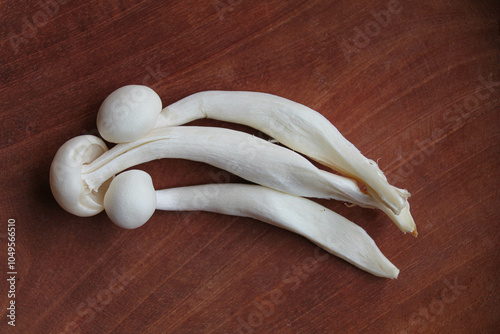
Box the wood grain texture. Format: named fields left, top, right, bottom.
left=1, top=0, right=499, bottom=333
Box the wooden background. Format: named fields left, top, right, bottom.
left=1, top=0, right=499, bottom=333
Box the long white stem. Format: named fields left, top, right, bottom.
left=83, top=126, right=371, bottom=205
left=156, top=183, right=399, bottom=279
left=156, top=91, right=409, bottom=216
left=82, top=126, right=415, bottom=233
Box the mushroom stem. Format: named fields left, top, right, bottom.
left=155, top=91, right=409, bottom=215
left=157, top=184, right=399, bottom=278
left=104, top=170, right=399, bottom=279
left=81, top=126, right=415, bottom=233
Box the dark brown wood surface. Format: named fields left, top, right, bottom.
left=1, top=1, right=499, bottom=333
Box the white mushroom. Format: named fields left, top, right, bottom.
left=104, top=170, right=400, bottom=279
left=97, top=88, right=415, bottom=234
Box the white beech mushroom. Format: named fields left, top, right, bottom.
left=103, top=170, right=399, bottom=279
left=66, top=126, right=414, bottom=233
left=97, top=88, right=415, bottom=234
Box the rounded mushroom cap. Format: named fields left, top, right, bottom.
left=97, top=85, right=162, bottom=143
left=104, top=170, right=157, bottom=229
left=50, top=135, right=109, bottom=217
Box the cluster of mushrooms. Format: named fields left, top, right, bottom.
left=50, top=86, right=416, bottom=279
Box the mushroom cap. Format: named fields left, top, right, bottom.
left=50, top=135, right=109, bottom=217
left=104, top=170, right=157, bottom=229
left=97, top=85, right=162, bottom=143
